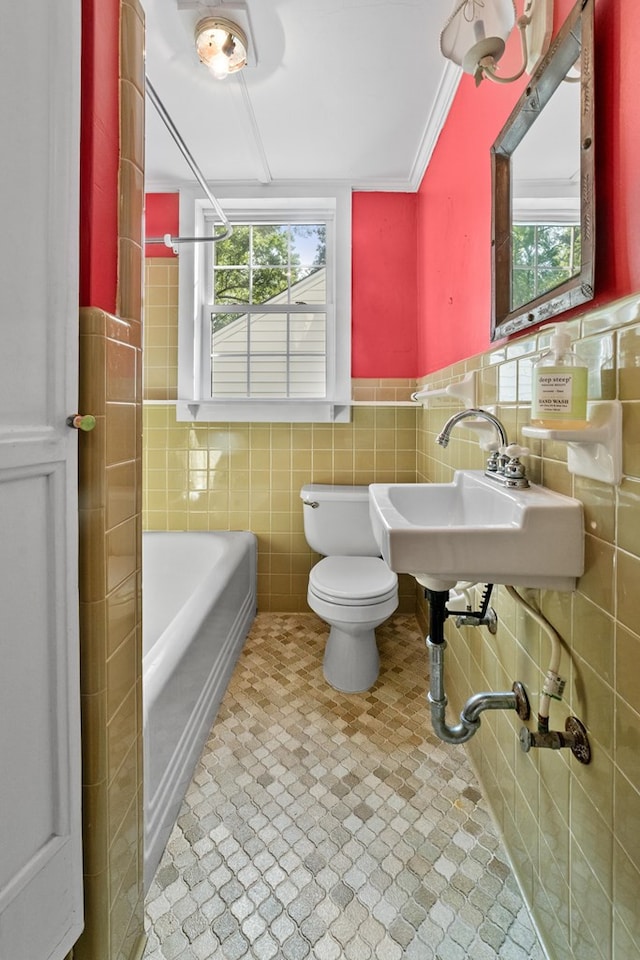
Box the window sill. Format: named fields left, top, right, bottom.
left=175, top=399, right=352, bottom=423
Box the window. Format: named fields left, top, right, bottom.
left=210, top=221, right=327, bottom=399
left=176, top=188, right=351, bottom=422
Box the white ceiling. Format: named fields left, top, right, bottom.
left=143, top=0, right=460, bottom=191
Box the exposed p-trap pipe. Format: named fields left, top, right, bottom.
left=427, top=639, right=530, bottom=744
left=424, top=589, right=530, bottom=746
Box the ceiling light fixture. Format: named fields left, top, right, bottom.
left=440, top=0, right=552, bottom=86
left=194, top=16, right=248, bottom=80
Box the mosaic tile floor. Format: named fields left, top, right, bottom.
left=143, top=613, right=545, bottom=960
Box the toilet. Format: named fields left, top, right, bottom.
left=301, top=483, right=399, bottom=693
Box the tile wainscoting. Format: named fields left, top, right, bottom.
left=144, top=248, right=640, bottom=958
left=415, top=292, right=640, bottom=960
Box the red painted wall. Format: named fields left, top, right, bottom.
left=597, top=0, right=640, bottom=292
left=145, top=191, right=419, bottom=377
left=351, top=193, right=417, bottom=377
left=416, top=71, right=522, bottom=373
left=416, top=0, right=640, bottom=375
left=143, top=1, right=640, bottom=380
left=145, top=193, right=179, bottom=258
left=79, top=0, right=120, bottom=312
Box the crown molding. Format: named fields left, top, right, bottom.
left=407, top=61, right=461, bottom=192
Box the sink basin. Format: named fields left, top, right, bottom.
left=369, top=470, right=584, bottom=592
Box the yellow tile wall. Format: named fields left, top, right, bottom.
left=143, top=259, right=179, bottom=399
left=143, top=403, right=418, bottom=612
left=415, top=293, right=640, bottom=960
left=75, top=3, right=146, bottom=958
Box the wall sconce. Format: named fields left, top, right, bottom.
left=440, top=0, right=553, bottom=86
left=195, top=16, right=248, bottom=79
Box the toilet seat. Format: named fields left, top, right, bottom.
left=309, top=556, right=398, bottom=606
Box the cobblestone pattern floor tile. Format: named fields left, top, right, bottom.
left=143, top=613, right=546, bottom=960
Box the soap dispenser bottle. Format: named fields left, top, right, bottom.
left=531, top=329, right=588, bottom=430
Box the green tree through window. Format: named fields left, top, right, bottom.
left=512, top=223, right=581, bottom=310
left=212, top=223, right=326, bottom=331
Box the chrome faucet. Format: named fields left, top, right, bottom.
left=436, top=407, right=508, bottom=449
left=435, top=408, right=530, bottom=488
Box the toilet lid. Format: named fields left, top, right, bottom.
left=309, top=556, right=398, bottom=603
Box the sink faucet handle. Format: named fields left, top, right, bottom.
left=505, top=444, right=530, bottom=459
left=503, top=444, right=530, bottom=484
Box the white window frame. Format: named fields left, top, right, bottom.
left=176, top=184, right=352, bottom=422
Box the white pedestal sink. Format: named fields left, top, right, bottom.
left=369, top=470, right=584, bottom=592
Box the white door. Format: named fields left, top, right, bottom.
left=0, top=2, right=83, bottom=959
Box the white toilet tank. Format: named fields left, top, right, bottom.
left=300, top=484, right=381, bottom=556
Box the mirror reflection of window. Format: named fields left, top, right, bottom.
left=510, top=63, right=581, bottom=311
left=511, top=223, right=582, bottom=308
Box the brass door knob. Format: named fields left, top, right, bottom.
left=66, top=414, right=96, bottom=432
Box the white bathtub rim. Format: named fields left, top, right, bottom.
left=142, top=529, right=254, bottom=655
left=142, top=530, right=254, bottom=712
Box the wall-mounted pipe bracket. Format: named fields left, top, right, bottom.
left=512, top=682, right=532, bottom=721
left=454, top=608, right=498, bottom=633
left=450, top=582, right=499, bottom=633
left=519, top=716, right=591, bottom=764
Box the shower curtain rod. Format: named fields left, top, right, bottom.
left=144, top=75, right=232, bottom=248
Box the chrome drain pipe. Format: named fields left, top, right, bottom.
left=427, top=638, right=480, bottom=744
left=427, top=639, right=529, bottom=744
left=425, top=590, right=530, bottom=746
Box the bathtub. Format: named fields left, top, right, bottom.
left=142, top=530, right=257, bottom=890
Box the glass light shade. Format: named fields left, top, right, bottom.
left=440, top=0, right=516, bottom=74
left=195, top=17, right=248, bottom=78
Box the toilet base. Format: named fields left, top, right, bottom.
left=323, top=623, right=380, bottom=693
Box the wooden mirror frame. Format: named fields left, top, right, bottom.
left=490, top=0, right=594, bottom=341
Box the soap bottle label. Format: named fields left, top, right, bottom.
left=532, top=365, right=587, bottom=422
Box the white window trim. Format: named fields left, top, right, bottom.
left=176, top=183, right=352, bottom=422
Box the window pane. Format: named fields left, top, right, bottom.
left=536, top=267, right=571, bottom=297
left=512, top=269, right=536, bottom=306
left=251, top=267, right=289, bottom=303
left=214, top=226, right=250, bottom=266
left=248, top=357, right=288, bottom=396
left=538, top=225, right=573, bottom=264
left=512, top=223, right=581, bottom=310
left=291, top=224, right=326, bottom=267
left=211, top=312, right=247, bottom=347
left=250, top=313, right=287, bottom=354
left=252, top=225, right=289, bottom=266
left=512, top=225, right=536, bottom=266
left=211, top=357, right=248, bottom=396
left=249, top=313, right=288, bottom=353
left=289, top=356, right=326, bottom=398
left=214, top=268, right=250, bottom=304
left=209, top=308, right=327, bottom=399
left=290, top=315, right=326, bottom=353
left=290, top=269, right=326, bottom=304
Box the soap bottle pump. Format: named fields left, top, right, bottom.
left=531, top=328, right=588, bottom=430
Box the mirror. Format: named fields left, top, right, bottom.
left=491, top=0, right=594, bottom=340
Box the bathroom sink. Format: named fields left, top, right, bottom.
left=369, top=471, right=584, bottom=592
